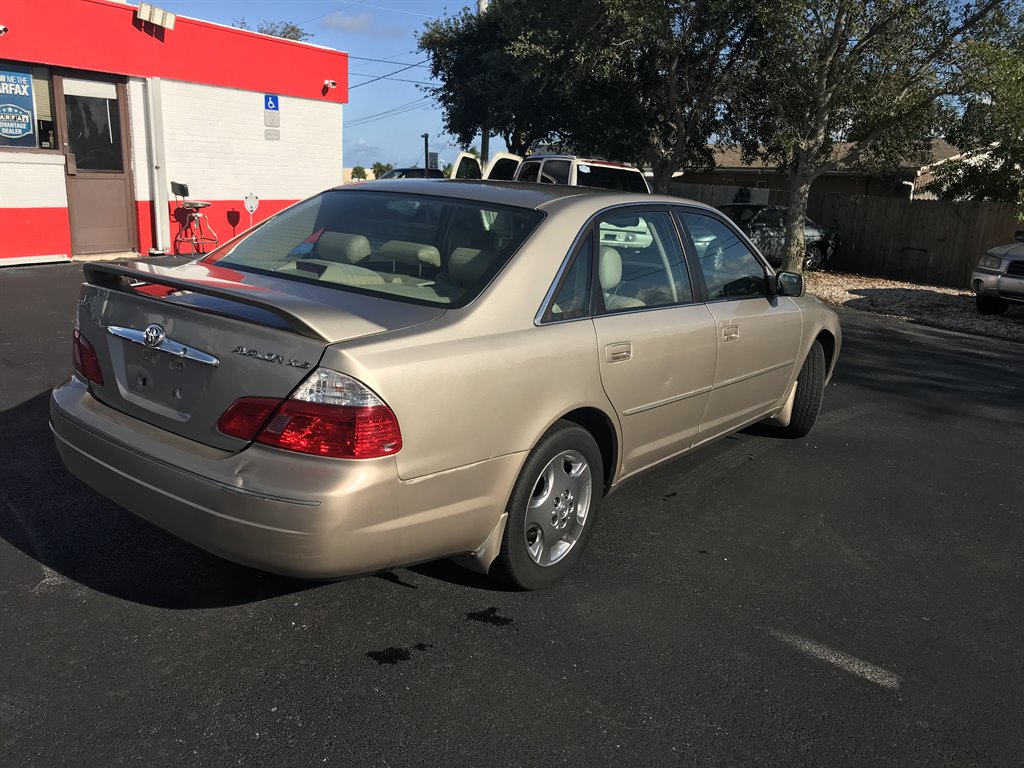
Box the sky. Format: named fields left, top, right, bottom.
left=157, top=0, right=502, bottom=169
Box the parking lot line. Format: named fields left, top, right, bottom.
left=769, top=628, right=902, bottom=690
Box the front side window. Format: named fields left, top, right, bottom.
left=517, top=161, right=541, bottom=183
left=207, top=190, right=543, bottom=308
left=596, top=210, right=692, bottom=312
left=679, top=211, right=767, bottom=300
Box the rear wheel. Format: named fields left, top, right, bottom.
left=770, top=340, right=825, bottom=439
left=976, top=295, right=1009, bottom=315
left=491, top=421, right=603, bottom=590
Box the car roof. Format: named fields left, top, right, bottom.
left=522, top=154, right=639, bottom=169
left=332, top=178, right=713, bottom=212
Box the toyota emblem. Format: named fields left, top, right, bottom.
left=143, top=324, right=166, bottom=348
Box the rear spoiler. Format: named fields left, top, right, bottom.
left=84, top=261, right=344, bottom=342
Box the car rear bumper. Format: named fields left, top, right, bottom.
left=972, top=269, right=1024, bottom=303
left=50, top=376, right=522, bottom=578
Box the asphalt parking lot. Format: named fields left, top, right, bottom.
left=1, top=262, right=1021, bottom=767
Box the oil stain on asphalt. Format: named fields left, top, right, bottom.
left=465, top=606, right=513, bottom=626
left=366, top=643, right=433, bottom=665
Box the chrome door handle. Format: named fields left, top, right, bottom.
left=722, top=325, right=739, bottom=342
left=605, top=342, right=632, bottom=362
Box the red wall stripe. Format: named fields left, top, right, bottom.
left=1, top=0, right=347, bottom=103
left=0, top=208, right=72, bottom=260
left=159, top=198, right=298, bottom=255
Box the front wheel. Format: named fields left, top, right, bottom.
left=976, top=295, right=1009, bottom=315
left=491, top=421, right=603, bottom=590
left=768, top=340, right=825, bottom=439
left=804, top=245, right=825, bottom=271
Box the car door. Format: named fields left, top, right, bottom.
left=483, top=152, right=523, bottom=180
left=676, top=208, right=803, bottom=443
left=587, top=208, right=718, bottom=478
left=451, top=152, right=483, bottom=179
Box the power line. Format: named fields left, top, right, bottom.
left=348, top=55, right=431, bottom=68
left=349, top=73, right=435, bottom=86
left=346, top=96, right=432, bottom=127
left=349, top=60, right=428, bottom=89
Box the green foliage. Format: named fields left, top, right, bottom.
left=931, top=34, right=1024, bottom=207
left=370, top=162, right=395, bottom=179
left=735, top=0, right=1017, bottom=271
left=351, top=166, right=367, bottom=181
left=418, top=0, right=764, bottom=188
left=233, top=18, right=313, bottom=41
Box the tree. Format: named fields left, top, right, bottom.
left=351, top=165, right=367, bottom=181
left=233, top=18, right=313, bottom=41
left=736, top=0, right=1014, bottom=272
left=371, top=162, right=395, bottom=179
left=418, top=0, right=764, bottom=188
left=931, top=30, right=1024, bottom=207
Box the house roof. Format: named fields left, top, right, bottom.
left=710, top=139, right=960, bottom=173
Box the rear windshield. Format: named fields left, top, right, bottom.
left=205, top=190, right=543, bottom=308
left=575, top=164, right=650, bottom=193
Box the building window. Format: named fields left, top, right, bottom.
left=0, top=64, right=55, bottom=150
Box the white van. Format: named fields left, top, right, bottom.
left=450, top=152, right=651, bottom=194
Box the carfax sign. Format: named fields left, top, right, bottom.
left=0, top=65, right=37, bottom=148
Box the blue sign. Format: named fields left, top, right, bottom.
left=264, top=94, right=279, bottom=111
left=0, top=65, right=36, bottom=148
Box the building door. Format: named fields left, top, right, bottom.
left=54, top=75, right=136, bottom=255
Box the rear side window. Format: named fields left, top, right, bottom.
left=541, top=159, right=570, bottom=185
left=576, top=164, right=649, bottom=193
left=206, top=190, right=543, bottom=308
left=544, top=233, right=593, bottom=322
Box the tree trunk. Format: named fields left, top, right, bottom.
left=781, top=162, right=814, bottom=273
left=651, top=156, right=675, bottom=194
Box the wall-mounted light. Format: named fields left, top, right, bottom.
left=324, top=79, right=338, bottom=90
left=0, top=24, right=9, bottom=36
left=137, top=3, right=177, bottom=30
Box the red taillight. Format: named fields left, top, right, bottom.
left=72, top=328, right=104, bottom=385
left=216, top=369, right=402, bottom=459
left=216, top=397, right=282, bottom=440
left=257, top=401, right=402, bottom=459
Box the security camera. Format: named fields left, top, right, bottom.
left=0, top=25, right=8, bottom=36
left=324, top=79, right=338, bottom=89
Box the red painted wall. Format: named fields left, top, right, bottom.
left=0, top=208, right=73, bottom=259
left=157, top=198, right=298, bottom=255
left=0, top=0, right=347, bottom=104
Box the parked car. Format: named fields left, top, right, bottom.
left=51, top=180, right=840, bottom=589
left=451, top=152, right=652, bottom=193
left=971, top=231, right=1024, bottom=314
left=377, top=167, right=446, bottom=179
left=717, top=203, right=838, bottom=271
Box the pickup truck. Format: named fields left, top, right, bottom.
left=450, top=151, right=651, bottom=193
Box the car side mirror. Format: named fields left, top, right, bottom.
left=776, top=271, right=804, bottom=297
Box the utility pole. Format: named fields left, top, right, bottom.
left=478, top=0, right=490, bottom=163
left=421, top=132, right=429, bottom=171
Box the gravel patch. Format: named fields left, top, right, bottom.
left=806, top=271, right=1024, bottom=343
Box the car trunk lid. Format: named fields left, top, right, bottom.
left=76, top=260, right=444, bottom=450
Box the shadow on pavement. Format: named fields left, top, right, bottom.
left=0, top=391, right=313, bottom=609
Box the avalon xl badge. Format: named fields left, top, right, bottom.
left=232, top=345, right=311, bottom=369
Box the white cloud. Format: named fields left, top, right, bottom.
left=345, top=138, right=385, bottom=166
left=323, top=12, right=373, bottom=33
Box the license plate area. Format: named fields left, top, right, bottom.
left=115, top=342, right=213, bottom=420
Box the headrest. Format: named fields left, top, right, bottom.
left=380, top=240, right=441, bottom=268
left=599, top=246, right=622, bottom=291
left=316, top=232, right=371, bottom=264
left=448, top=248, right=496, bottom=285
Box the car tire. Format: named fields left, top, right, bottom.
left=770, top=340, right=825, bottom=439
left=976, top=295, right=1009, bottom=315
left=804, top=245, right=825, bottom=271
left=491, top=421, right=603, bottom=590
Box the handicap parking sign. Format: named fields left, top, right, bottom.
left=264, top=94, right=279, bottom=111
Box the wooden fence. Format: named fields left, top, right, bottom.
left=667, top=181, right=1019, bottom=289
left=805, top=196, right=1020, bottom=289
